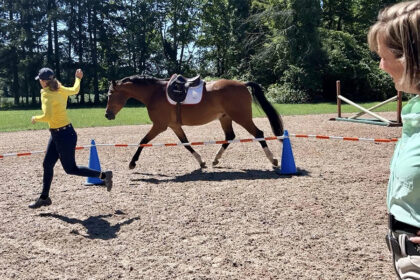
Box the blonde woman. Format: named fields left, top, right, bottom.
left=30, top=68, right=113, bottom=209
left=368, top=1, right=420, bottom=279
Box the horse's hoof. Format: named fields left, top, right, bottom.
left=272, top=159, right=279, bottom=167
left=129, top=162, right=136, bottom=169
left=200, top=162, right=207, bottom=169
left=212, top=160, right=219, bottom=166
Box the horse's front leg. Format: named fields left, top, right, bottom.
left=130, top=125, right=166, bottom=169
left=170, top=125, right=206, bottom=168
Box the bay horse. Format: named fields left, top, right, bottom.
left=105, top=75, right=284, bottom=170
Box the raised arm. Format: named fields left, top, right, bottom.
left=60, top=69, right=83, bottom=96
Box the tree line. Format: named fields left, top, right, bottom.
left=0, top=0, right=401, bottom=108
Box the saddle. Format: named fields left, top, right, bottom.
left=167, top=74, right=202, bottom=124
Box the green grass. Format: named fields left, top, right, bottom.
left=0, top=101, right=405, bottom=132
left=255, top=101, right=405, bottom=117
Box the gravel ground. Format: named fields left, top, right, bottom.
left=0, top=113, right=402, bottom=279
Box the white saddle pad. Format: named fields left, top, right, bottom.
left=166, top=81, right=204, bottom=105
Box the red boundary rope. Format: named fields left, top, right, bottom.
left=0, top=133, right=398, bottom=159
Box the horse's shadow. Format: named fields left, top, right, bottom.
left=132, top=168, right=309, bottom=184
left=39, top=210, right=140, bottom=240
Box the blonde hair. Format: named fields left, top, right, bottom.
left=368, top=1, right=420, bottom=91
left=45, top=78, right=61, bottom=91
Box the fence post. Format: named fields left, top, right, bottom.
left=336, top=80, right=341, bottom=118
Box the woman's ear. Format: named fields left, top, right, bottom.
left=39, top=80, right=46, bottom=88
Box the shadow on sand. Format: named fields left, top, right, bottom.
left=131, top=168, right=309, bottom=184
left=40, top=210, right=140, bottom=240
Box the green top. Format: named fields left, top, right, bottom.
left=388, top=95, right=420, bottom=227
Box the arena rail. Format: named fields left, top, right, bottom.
left=0, top=133, right=399, bottom=159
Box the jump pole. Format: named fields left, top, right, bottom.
left=330, top=80, right=402, bottom=127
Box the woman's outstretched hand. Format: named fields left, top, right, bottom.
left=75, top=69, right=83, bottom=79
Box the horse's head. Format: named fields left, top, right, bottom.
left=106, top=75, right=162, bottom=120
left=105, top=80, right=128, bottom=120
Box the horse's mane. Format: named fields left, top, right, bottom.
left=118, top=75, right=167, bottom=86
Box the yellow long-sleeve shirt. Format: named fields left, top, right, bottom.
left=34, top=78, right=81, bottom=129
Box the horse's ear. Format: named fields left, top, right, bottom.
left=111, top=80, right=116, bottom=87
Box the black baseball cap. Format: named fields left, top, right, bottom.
left=35, top=68, right=55, bottom=80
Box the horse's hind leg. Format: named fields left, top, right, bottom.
left=170, top=125, right=206, bottom=168
left=235, top=119, right=278, bottom=167
left=129, top=125, right=166, bottom=169
left=213, top=115, right=235, bottom=166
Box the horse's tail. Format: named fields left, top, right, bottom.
left=245, top=81, right=284, bottom=137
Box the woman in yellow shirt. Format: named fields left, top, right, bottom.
left=29, top=68, right=113, bottom=209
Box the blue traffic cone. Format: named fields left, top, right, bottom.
left=276, top=130, right=298, bottom=175
left=85, top=139, right=104, bottom=185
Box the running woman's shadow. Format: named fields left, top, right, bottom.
left=40, top=210, right=139, bottom=240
